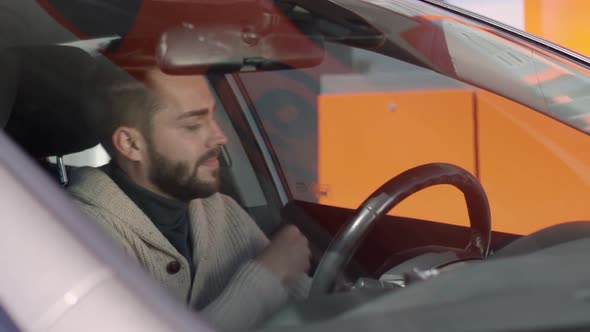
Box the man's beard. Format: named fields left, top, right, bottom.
left=147, top=145, right=221, bottom=202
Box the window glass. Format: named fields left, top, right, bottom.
left=240, top=40, right=590, bottom=234
left=434, top=18, right=590, bottom=135
left=240, top=43, right=477, bottom=227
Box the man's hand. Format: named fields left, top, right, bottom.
left=256, top=225, right=311, bottom=284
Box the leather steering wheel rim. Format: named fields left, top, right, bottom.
left=310, top=163, right=491, bottom=296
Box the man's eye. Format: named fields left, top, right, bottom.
left=185, top=124, right=201, bottom=131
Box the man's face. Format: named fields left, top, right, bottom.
left=142, top=71, right=228, bottom=202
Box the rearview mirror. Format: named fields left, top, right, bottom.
left=156, top=21, right=325, bottom=74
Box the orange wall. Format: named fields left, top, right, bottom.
left=317, top=89, right=476, bottom=228
left=317, top=88, right=590, bottom=235
left=525, top=0, right=590, bottom=56
left=477, top=89, right=590, bottom=234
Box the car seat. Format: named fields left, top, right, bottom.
left=1, top=45, right=101, bottom=185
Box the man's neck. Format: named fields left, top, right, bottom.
left=110, top=160, right=182, bottom=204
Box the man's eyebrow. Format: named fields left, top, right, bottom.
left=176, top=108, right=209, bottom=121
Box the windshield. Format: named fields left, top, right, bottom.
left=1, top=0, right=590, bottom=331
left=235, top=0, right=590, bottom=236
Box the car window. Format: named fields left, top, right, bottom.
left=239, top=43, right=474, bottom=226
left=239, top=40, right=590, bottom=236
left=435, top=17, right=590, bottom=135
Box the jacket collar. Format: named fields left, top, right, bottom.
left=68, top=166, right=184, bottom=259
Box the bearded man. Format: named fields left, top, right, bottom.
left=68, top=67, right=311, bottom=331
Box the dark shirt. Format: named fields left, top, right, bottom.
left=105, top=163, right=195, bottom=278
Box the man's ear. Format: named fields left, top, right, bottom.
left=112, top=127, right=145, bottom=162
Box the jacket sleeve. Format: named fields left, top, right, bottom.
left=199, top=195, right=311, bottom=330
left=200, top=260, right=289, bottom=330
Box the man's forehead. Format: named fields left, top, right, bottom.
left=145, top=68, right=215, bottom=113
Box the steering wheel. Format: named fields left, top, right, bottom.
left=310, top=163, right=491, bottom=295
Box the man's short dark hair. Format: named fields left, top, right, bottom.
left=86, top=64, right=161, bottom=156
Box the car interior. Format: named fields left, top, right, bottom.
left=3, top=18, right=590, bottom=330
left=0, top=43, right=337, bottom=274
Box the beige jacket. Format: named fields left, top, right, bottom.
left=67, top=167, right=309, bottom=330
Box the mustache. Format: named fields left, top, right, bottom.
left=196, top=146, right=222, bottom=166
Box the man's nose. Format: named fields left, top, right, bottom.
left=208, top=121, right=228, bottom=147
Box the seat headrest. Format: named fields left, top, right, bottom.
left=3, top=45, right=102, bottom=157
